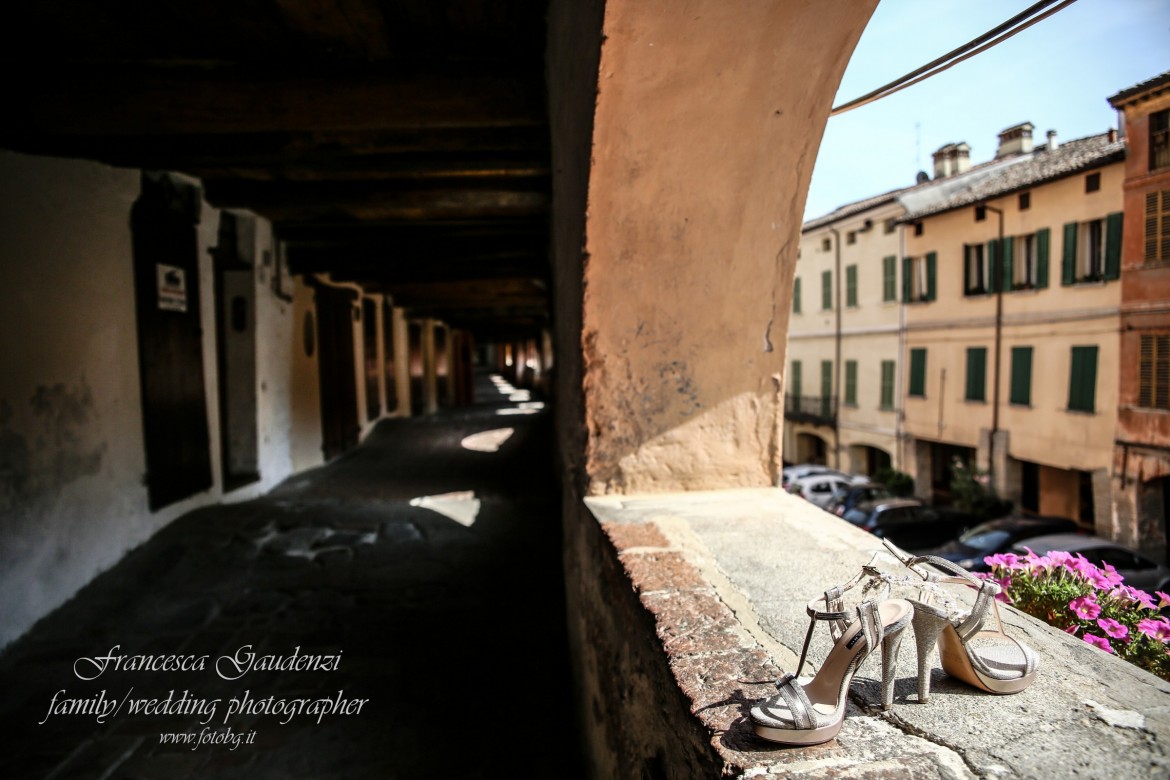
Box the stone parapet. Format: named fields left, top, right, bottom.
left=577, top=488, right=1170, bottom=778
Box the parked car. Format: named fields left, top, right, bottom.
left=1010, top=534, right=1170, bottom=593
left=918, top=515, right=1079, bottom=572
left=781, top=463, right=846, bottom=488
left=789, top=473, right=861, bottom=508
left=843, top=498, right=977, bottom=551
left=825, top=482, right=895, bottom=517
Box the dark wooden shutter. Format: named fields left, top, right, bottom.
left=1010, top=346, right=1032, bottom=405
left=845, top=360, right=857, bottom=405
left=1036, top=228, right=1050, bottom=288
left=909, top=348, right=927, bottom=396
left=1068, top=346, right=1098, bottom=412
left=1105, top=211, right=1123, bottom=280
left=1062, top=222, right=1078, bottom=285
left=926, top=252, right=937, bottom=301
left=903, top=257, right=913, bottom=301
left=793, top=277, right=801, bottom=314
left=1001, top=236, right=1014, bottom=292
left=986, top=240, right=998, bottom=293
left=966, top=347, right=987, bottom=402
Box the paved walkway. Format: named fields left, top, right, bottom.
left=1, top=374, right=579, bottom=779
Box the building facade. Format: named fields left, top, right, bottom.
left=788, top=192, right=907, bottom=474
left=900, top=127, right=1126, bottom=529
left=1109, top=72, right=1170, bottom=562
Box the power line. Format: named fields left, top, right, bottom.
left=831, top=0, right=1080, bottom=117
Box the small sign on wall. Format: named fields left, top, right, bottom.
left=157, top=264, right=188, bottom=312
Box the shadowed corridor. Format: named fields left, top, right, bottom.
left=0, top=371, right=580, bottom=779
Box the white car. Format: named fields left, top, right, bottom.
left=781, top=463, right=847, bottom=488
left=789, top=473, right=863, bottom=508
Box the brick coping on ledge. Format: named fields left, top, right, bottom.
left=585, top=487, right=1170, bottom=779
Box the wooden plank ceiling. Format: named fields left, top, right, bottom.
left=0, top=0, right=551, bottom=340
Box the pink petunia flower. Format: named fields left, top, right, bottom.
left=984, top=552, right=1020, bottom=570
left=1138, top=617, right=1170, bottom=642
left=1064, top=624, right=1080, bottom=635
left=1083, top=634, right=1114, bottom=653
left=1063, top=554, right=1096, bottom=580
left=1156, top=591, right=1170, bottom=610
left=1097, top=617, right=1129, bottom=640
left=1070, top=594, right=1101, bottom=620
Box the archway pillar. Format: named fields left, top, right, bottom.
left=550, top=0, right=877, bottom=495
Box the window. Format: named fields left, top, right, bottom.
left=1019, top=192, right=1031, bottom=210
left=1145, top=190, right=1170, bottom=264
left=975, top=205, right=987, bottom=222
left=964, top=243, right=989, bottom=295
left=846, top=231, right=857, bottom=245
left=821, top=270, right=832, bottom=310
left=846, top=265, right=858, bottom=307
left=902, top=253, right=936, bottom=302
left=966, top=347, right=987, bottom=402
left=884, top=218, right=897, bottom=234
left=1085, top=172, right=1101, bottom=193
left=822, top=237, right=832, bottom=252
left=789, top=360, right=802, bottom=399
left=845, top=360, right=857, bottom=406
left=914, top=222, right=924, bottom=237
left=1068, top=346, right=1099, bottom=413
left=1139, top=335, right=1170, bottom=410
left=908, top=348, right=927, bottom=397
left=882, top=256, right=897, bottom=301
left=1062, top=214, right=1122, bottom=283
left=1013, top=230, right=1050, bottom=289
left=880, top=360, right=895, bottom=410
left=792, top=277, right=802, bottom=314
left=1152, top=109, right=1170, bottom=171
left=1010, top=346, right=1033, bottom=406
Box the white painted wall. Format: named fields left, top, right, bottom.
left=0, top=152, right=322, bottom=648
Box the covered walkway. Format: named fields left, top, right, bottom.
left=0, top=374, right=578, bottom=779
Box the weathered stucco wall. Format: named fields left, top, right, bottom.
left=579, top=0, right=876, bottom=494
left=0, top=152, right=320, bottom=648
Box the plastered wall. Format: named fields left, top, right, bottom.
left=0, top=152, right=322, bottom=648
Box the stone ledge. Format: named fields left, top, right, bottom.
left=586, top=487, right=1170, bottom=779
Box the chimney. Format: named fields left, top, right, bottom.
left=932, top=143, right=971, bottom=178
left=1046, top=129, right=1058, bottom=151
left=996, top=122, right=1034, bottom=158
left=1108, top=127, right=1118, bottom=143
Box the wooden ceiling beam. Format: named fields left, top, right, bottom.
left=5, top=63, right=545, bottom=137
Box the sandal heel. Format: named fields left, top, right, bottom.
left=910, top=604, right=948, bottom=703
left=880, top=620, right=908, bottom=711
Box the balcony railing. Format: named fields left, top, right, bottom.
left=784, top=393, right=836, bottom=425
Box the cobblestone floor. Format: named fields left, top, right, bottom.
left=0, top=375, right=579, bottom=779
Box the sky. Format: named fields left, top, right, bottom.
left=804, top=0, right=1170, bottom=221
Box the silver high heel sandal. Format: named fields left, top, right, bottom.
left=882, top=540, right=1038, bottom=701
left=750, top=563, right=913, bottom=745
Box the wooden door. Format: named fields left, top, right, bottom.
left=315, top=285, right=359, bottom=460
left=131, top=173, right=212, bottom=510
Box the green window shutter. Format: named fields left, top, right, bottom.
left=986, top=240, right=998, bottom=293
left=880, top=360, right=895, bottom=409
left=822, top=270, right=833, bottom=310
left=909, top=348, right=927, bottom=397
left=1062, top=222, right=1078, bottom=285
left=1001, top=236, right=1014, bottom=292
left=1010, top=346, right=1033, bottom=405
left=963, top=247, right=972, bottom=295
left=883, top=256, right=896, bottom=301
left=926, top=252, right=937, bottom=301
left=845, top=360, right=857, bottom=405
left=966, top=347, right=987, bottom=401
left=1036, top=227, right=1050, bottom=288
left=846, top=265, right=858, bottom=307
left=902, top=257, right=913, bottom=301
left=789, top=360, right=802, bottom=399
left=1068, top=346, right=1098, bottom=412
left=821, top=360, right=833, bottom=417
left=793, top=277, right=801, bottom=314
left=1105, top=211, right=1123, bottom=280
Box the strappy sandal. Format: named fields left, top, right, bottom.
left=882, top=539, right=1038, bottom=701
left=750, top=563, right=913, bottom=745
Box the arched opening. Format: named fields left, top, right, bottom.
left=795, top=432, right=829, bottom=465
left=849, top=444, right=891, bottom=477
left=1140, top=475, right=1170, bottom=563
